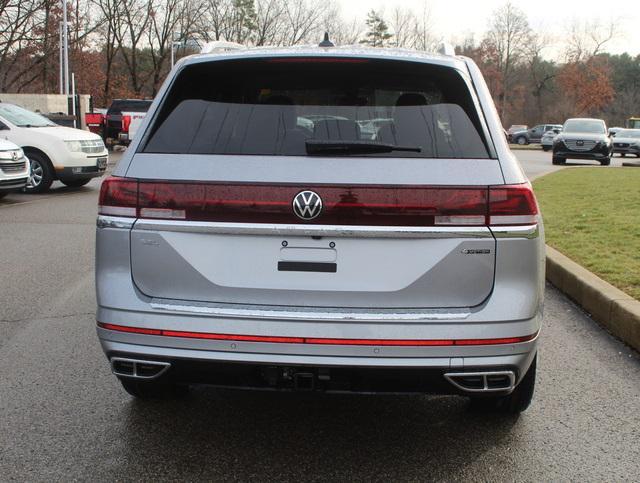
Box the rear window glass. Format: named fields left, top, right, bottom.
left=143, top=58, right=492, bottom=159
left=109, top=100, right=152, bottom=113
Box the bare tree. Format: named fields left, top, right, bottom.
left=565, top=18, right=619, bottom=62
left=113, top=0, right=152, bottom=95
left=482, top=1, right=533, bottom=118
left=147, top=0, right=186, bottom=95
left=254, top=0, right=287, bottom=46
left=93, top=0, right=123, bottom=100
left=0, top=0, right=49, bottom=91
left=283, top=0, right=328, bottom=45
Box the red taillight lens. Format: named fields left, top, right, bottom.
left=98, top=180, right=538, bottom=227
left=135, top=183, right=488, bottom=226
left=265, top=57, right=370, bottom=64
left=121, top=115, right=131, bottom=133
left=98, top=177, right=138, bottom=217
left=489, top=183, right=539, bottom=226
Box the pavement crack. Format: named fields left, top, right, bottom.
left=0, top=311, right=95, bottom=324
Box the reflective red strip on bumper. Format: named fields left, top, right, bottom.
left=98, top=323, right=537, bottom=346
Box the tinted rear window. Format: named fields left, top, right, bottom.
left=143, top=58, right=492, bottom=159
left=109, top=100, right=152, bottom=114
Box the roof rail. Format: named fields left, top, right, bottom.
left=437, top=42, right=456, bottom=56
left=200, top=40, right=245, bottom=54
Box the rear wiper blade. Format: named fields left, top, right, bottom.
left=305, top=140, right=421, bottom=155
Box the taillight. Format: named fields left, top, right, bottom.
left=98, top=178, right=538, bottom=227
left=98, top=177, right=138, bottom=217
left=121, top=115, right=131, bottom=133
left=488, top=183, right=539, bottom=226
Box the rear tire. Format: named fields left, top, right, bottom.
left=542, top=146, right=551, bottom=152
left=552, top=156, right=566, bottom=165
left=24, top=152, right=54, bottom=193
left=515, top=136, right=527, bottom=145
left=469, top=355, right=537, bottom=415
left=600, top=157, right=611, bottom=166
left=0, top=192, right=7, bottom=200
left=61, top=178, right=91, bottom=188
left=119, top=379, right=189, bottom=399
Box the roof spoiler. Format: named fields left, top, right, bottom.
left=200, top=40, right=245, bottom=54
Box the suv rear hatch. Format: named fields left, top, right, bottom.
left=101, top=56, right=536, bottom=310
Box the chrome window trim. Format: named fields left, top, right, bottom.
left=149, top=298, right=471, bottom=321
left=132, top=220, right=493, bottom=239
left=490, top=224, right=539, bottom=239
left=97, top=215, right=135, bottom=229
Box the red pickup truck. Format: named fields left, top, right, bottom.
left=85, top=99, right=152, bottom=147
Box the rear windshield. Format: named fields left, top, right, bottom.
left=143, top=58, right=492, bottom=159
left=109, top=100, right=152, bottom=114
left=564, top=119, right=606, bottom=134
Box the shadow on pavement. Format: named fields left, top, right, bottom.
left=120, top=389, right=520, bottom=480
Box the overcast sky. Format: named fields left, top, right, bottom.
left=337, top=0, right=640, bottom=58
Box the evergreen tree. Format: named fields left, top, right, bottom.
left=360, top=10, right=393, bottom=47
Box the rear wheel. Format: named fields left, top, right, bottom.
left=600, top=157, right=611, bottom=166
left=24, top=152, right=54, bottom=193
left=515, top=136, right=527, bottom=145
left=61, top=178, right=91, bottom=188
left=469, top=355, right=537, bottom=414
left=119, top=378, right=190, bottom=399
left=542, top=146, right=551, bottom=152
left=552, top=156, right=566, bottom=165
left=0, top=192, right=7, bottom=200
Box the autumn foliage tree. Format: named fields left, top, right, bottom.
left=557, top=57, right=614, bottom=117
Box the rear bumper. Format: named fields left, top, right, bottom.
left=99, top=329, right=538, bottom=394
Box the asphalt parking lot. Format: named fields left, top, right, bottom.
left=1, top=148, right=639, bottom=480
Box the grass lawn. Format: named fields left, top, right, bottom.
left=533, top=167, right=640, bottom=300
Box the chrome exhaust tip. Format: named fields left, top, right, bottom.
left=110, top=357, right=171, bottom=380
left=444, top=370, right=515, bottom=393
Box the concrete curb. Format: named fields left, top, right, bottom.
left=546, top=245, right=640, bottom=352
left=621, top=161, right=640, bottom=167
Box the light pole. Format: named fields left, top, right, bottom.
left=170, top=32, right=182, bottom=69
left=61, top=0, right=69, bottom=95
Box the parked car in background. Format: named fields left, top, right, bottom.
left=0, top=138, right=29, bottom=199
left=611, top=128, right=640, bottom=157
left=104, top=99, right=152, bottom=147
left=626, top=117, right=640, bottom=129
left=0, top=103, right=108, bottom=192
left=506, top=124, right=527, bottom=143
left=540, top=127, right=562, bottom=151
left=96, top=45, right=544, bottom=414
left=552, top=118, right=612, bottom=165
left=511, top=124, right=562, bottom=145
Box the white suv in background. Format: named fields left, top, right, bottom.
left=0, top=103, right=108, bottom=193
left=0, top=139, right=29, bottom=199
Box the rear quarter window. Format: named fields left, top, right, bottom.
left=143, top=58, right=493, bottom=159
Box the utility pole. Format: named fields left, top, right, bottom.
left=59, top=22, right=64, bottom=94
left=62, top=0, right=70, bottom=95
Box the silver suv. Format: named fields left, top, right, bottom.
left=96, top=45, right=544, bottom=414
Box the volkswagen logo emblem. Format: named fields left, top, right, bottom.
left=292, top=190, right=323, bottom=220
